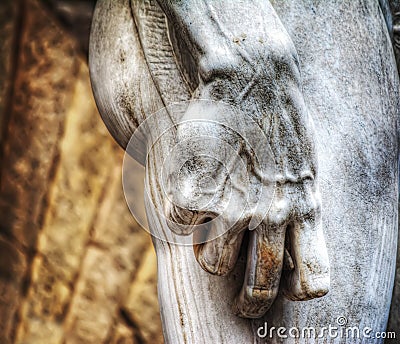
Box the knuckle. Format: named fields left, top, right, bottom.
left=295, top=190, right=322, bottom=221
left=266, top=198, right=291, bottom=226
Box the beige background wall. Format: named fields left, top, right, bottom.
left=0, top=1, right=162, bottom=343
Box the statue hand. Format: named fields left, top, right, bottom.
left=161, top=0, right=330, bottom=318
left=162, top=98, right=329, bottom=318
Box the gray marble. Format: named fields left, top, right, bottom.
left=89, top=0, right=400, bottom=342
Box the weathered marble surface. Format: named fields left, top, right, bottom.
left=90, top=0, right=399, bottom=342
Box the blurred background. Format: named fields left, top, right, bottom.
left=0, top=0, right=163, bottom=343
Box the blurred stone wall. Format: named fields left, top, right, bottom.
left=0, top=0, right=163, bottom=343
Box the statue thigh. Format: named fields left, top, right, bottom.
left=89, top=0, right=399, bottom=342
left=260, top=0, right=399, bottom=341
left=152, top=1, right=399, bottom=343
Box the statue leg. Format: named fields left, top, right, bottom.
left=152, top=0, right=399, bottom=342
left=90, top=0, right=399, bottom=342
left=258, top=1, right=399, bottom=342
